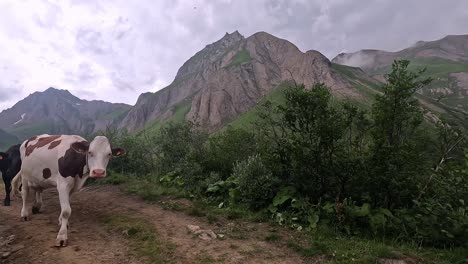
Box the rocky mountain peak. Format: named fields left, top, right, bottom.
left=0, top=88, right=130, bottom=140
left=220, top=30, right=244, bottom=45
left=120, top=31, right=359, bottom=132
left=175, top=31, right=245, bottom=80
left=40, top=87, right=79, bottom=102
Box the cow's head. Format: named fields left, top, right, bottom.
left=71, top=136, right=126, bottom=178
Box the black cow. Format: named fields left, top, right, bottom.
left=0, top=144, right=21, bottom=206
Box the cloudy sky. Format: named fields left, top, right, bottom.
left=0, top=0, right=467, bottom=111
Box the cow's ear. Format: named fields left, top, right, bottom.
left=111, top=147, right=126, bottom=157
left=0, top=152, right=8, bottom=160
left=71, top=141, right=89, bottom=154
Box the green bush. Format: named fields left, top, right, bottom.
left=393, top=199, right=468, bottom=247
left=97, top=59, right=468, bottom=249
left=231, top=155, right=279, bottom=210
left=203, top=126, right=258, bottom=179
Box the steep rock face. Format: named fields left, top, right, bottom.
left=120, top=31, right=358, bottom=131
left=0, top=88, right=131, bottom=140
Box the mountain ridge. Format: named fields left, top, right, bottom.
left=0, top=87, right=131, bottom=143
left=2, top=31, right=468, bottom=147
left=119, top=31, right=367, bottom=132
left=331, top=34, right=468, bottom=117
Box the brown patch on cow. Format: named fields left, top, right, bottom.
left=24, top=135, right=38, bottom=148
left=48, top=140, right=62, bottom=149
left=58, top=141, right=88, bottom=178
left=42, top=168, right=51, bottom=179
left=26, top=135, right=61, bottom=156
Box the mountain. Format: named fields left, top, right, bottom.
left=332, top=34, right=468, bottom=120
left=0, top=87, right=131, bottom=140
left=119, top=31, right=374, bottom=132
left=0, top=129, right=19, bottom=150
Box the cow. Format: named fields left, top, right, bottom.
left=15, top=134, right=126, bottom=247
left=0, top=144, right=21, bottom=206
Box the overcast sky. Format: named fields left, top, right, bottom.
left=0, top=0, right=467, bottom=111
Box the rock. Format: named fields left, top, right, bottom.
left=119, top=31, right=355, bottom=132
left=186, top=225, right=201, bottom=233
left=186, top=224, right=217, bottom=241
left=2, top=252, right=11, bottom=259
left=10, top=244, right=24, bottom=253
left=195, top=230, right=217, bottom=241
left=0, top=235, right=16, bottom=247
left=7, top=235, right=16, bottom=243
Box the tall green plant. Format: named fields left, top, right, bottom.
left=369, top=60, right=433, bottom=208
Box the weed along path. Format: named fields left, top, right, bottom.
left=0, top=184, right=307, bottom=264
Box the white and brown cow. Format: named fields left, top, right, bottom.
left=14, top=134, right=126, bottom=247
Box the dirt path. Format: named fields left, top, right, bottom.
left=0, top=185, right=308, bottom=264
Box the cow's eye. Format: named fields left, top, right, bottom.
left=108, top=153, right=112, bottom=157
left=88, top=151, right=93, bottom=156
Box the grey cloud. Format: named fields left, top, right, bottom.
left=72, top=89, right=96, bottom=99
left=64, top=62, right=99, bottom=84
left=111, top=74, right=135, bottom=92
left=1, top=0, right=468, bottom=111
left=0, top=86, right=22, bottom=103
left=75, top=28, right=110, bottom=55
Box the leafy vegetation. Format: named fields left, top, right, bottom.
left=103, top=60, right=468, bottom=262
left=229, top=49, right=251, bottom=66
left=369, top=57, right=468, bottom=115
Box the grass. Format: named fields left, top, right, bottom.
left=100, top=172, right=468, bottom=264
left=223, top=82, right=289, bottom=130
left=7, top=121, right=53, bottom=140
left=331, top=63, right=382, bottom=103
left=97, top=107, right=130, bottom=121
left=264, top=233, right=281, bottom=242
left=228, top=49, right=251, bottom=67
left=141, top=99, right=192, bottom=134
left=367, top=57, right=468, bottom=78
left=0, top=129, right=19, bottom=150
left=102, top=213, right=176, bottom=263
left=287, top=229, right=468, bottom=264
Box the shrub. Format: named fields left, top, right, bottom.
left=231, top=155, right=279, bottom=210
left=203, top=126, right=258, bottom=179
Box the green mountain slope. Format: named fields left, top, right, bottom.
left=333, top=34, right=468, bottom=127
left=0, top=129, right=19, bottom=150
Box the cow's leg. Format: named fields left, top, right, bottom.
left=56, top=179, right=74, bottom=247
left=20, top=181, right=33, bottom=221
left=32, top=190, right=43, bottom=214
left=2, top=173, right=11, bottom=206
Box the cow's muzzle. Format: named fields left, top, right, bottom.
left=90, top=169, right=106, bottom=178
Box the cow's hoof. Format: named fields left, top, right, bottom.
left=55, top=239, right=68, bottom=247
left=32, top=207, right=40, bottom=214
left=3, top=201, right=10, bottom=206
left=21, top=216, right=30, bottom=221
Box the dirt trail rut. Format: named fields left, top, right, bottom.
left=0, top=185, right=307, bottom=264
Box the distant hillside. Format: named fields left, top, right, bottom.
left=0, top=129, right=19, bottom=150
left=0, top=87, right=131, bottom=140
left=119, top=31, right=375, bottom=132
left=332, top=34, right=468, bottom=123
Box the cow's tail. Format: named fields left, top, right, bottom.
left=11, top=170, right=22, bottom=197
